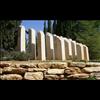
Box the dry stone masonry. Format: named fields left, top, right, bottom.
left=0, top=61, right=100, bottom=80
left=16, top=25, right=89, bottom=61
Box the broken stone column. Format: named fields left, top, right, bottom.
left=70, top=40, right=77, bottom=60
left=28, top=28, right=36, bottom=59
left=83, top=45, right=89, bottom=61
left=37, top=31, right=46, bottom=61
left=76, top=43, right=84, bottom=61
left=17, top=25, right=26, bottom=52
left=53, top=35, right=66, bottom=61
left=46, top=32, right=54, bottom=60
left=64, top=38, right=72, bottom=60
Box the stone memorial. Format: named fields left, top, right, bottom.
left=29, top=28, right=36, bottom=59
left=37, top=31, right=46, bottom=61
left=64, top=38, right=72, bottom=60
left=17, top=26, right=26, bottom=52
left=46, top=32, right=54, bottom=60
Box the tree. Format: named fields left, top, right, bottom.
left=43, top=20, right=47, bottom=34
left=53, top=20, right=100, bottom=60
left=53, top=20, right=57, bottom=34
left=0, top=20, right=21, bottom=51
left=47, top=20, right=52, bottom=33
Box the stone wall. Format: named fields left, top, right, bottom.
left=0, top=61, right=100, bottom=80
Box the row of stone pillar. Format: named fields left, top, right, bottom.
left=16, top=26, right=89, bottom=61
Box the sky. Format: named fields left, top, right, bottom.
left=21, top=20, right=44, bottom=31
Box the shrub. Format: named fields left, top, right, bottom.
left=11, top=51, right=31, bottom=61
left=86, top=76, right=97, bottom=80
left=0, top=51, right=31, bottom=61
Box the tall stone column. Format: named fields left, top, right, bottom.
left=53, top=35, right=66, bottom=61
left=64, top=38, right=72, bottom=60
left=46, top=32, right=54, bottom=60
left=17, top=26, right=26, bottom=52
left=37, top=31, right=46, bottom=61
left=28, top=28, right=36, bottom=59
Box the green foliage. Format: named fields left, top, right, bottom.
left=52, top=20, right=100, bottom=60
left=0, top=20, right=21, bottom=51
left=0, top=51, right=31, bottom=61
left=47, top=20, right=52, bottom=33
left=43, top=20, right=47, bottom=34
left=53, top=20, right=57, bottom=34
left=86, top=76, right=97, bottom=80
left=11, top=52, right=31, bottom=61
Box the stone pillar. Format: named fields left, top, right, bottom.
left=70, top=40, right=77, bottom=60
left=76, top=43, right=84, bottom=61
left=37, top=31, right=46, bottom=61
left=83, top=45, right=89, bottom=61
left=64, top=38, right=72, bottom=60
left=28, top=28, right=36, bottom=59
left=46, top=32, right=54, bottom=60
left=53, top=35, right=66, bottom=61
left=17, top=26, right=26, bottom=52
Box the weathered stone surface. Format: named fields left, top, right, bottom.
left=90, top=72, right=100, bottom=80
left=68, top=62, right=86, bottom=68
left=44, top=75, right=64, bottom=80
left=0, top=64, right=9, bottom=68
left=46, top=69, right=64, bottom=75
left=53, top=35, right=66, bottom=60
left=86, top=62, right=100, bottom=67
left=46, top=32, right=54, bottom=60
left=20, top=64, right=37, bottom=68
left=37, top=63, right=51, bottom=68
left=37, top=31, right=46, bottom=61
left=64, top=67, right=81, bottom=75
left=0, top=68, right=3, bottom=74
left=16, top=26, right=26, bottom=52
left=71, top=40, right=77, bottom=60
left=0, top=74, right=23, bottom=80
left=83, top=67, right=100, bottom=73
left=50, top=63, right=68, bottom=69
left=64, top=68, right=75, bottom=75
left=28, top=28, right=36, bottom=60
left=64, top=38, right=72, bottom=60
left=24, top=72, right=43, bottom=80
left=37, top=63, right=68, bottom=69
left=67, top=73, right=89, bottom=79
left=3, top=67, right=27, bottom=75
left=28, top=68, right=46, bottom=72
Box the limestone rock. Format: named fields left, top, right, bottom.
left=67, top=73, right=89, bottom=80
left=64, top=67, right=81, bottom=75
left=37, top=63, right=51, bottom=68
left=28, top=68, right=46, bottom=72
left=64, top=68, right=76, bottom=75
left=83, top=67, right=100, bottom=73
left=68, top=62, right=86, bottom=68
left=0, top=74, right=23, bottom=80
left=24, top=72, right=43, bottom=80
left=86, top=62, right=100, bottom=67
left=44, top=75, right=64, bottom=80
left=46, top=69, right=64, bottom=75
left=0, top=64, right=9, bottom=68
left=20, top=64, right=37, bottom=68
left=90, top=72, right=100, bottom=80
left=0, top=68, right=3, bottom=74
left=50, top=63, right=68, bottom=69
left=3, top=67, right=27, bottom=75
